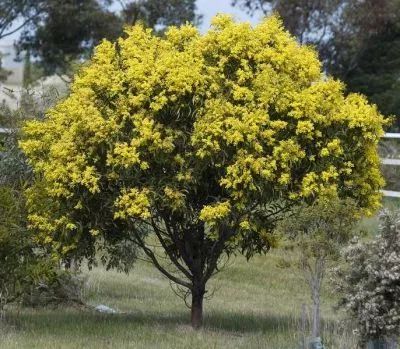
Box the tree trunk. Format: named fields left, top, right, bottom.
left=311, top=293, right=320, bottom=338
left=310, top=257, right=324, bottom=339
left=191, top=286, right=205, bottom=329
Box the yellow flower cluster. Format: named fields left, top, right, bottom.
left=163, top=186, right=186, bottom=211
left=200, top=202, right=231, bottom=223
left=114, top=188, right=151, bottom=220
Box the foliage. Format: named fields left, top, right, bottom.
left=0, top=186, right=79, bottom=312
left=279, top=198, right=360, bottom=260
left=334, top=209, right=400, bottom=344
left=0, top=88, right=60, bottom=188
left=278, top=198, right=360, bottom=339
left=21, top=15, right=386, bottom=328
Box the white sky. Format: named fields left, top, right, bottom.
left=197, top=0, right=259, bottom=32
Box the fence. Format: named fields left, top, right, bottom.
left=381, top=133, right=400, bottom=197
left=0, top=127, right=11, bottom=134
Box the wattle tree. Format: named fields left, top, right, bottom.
left=21, top=15, right=386, bottom=328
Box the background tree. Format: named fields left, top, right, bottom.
left=232, top=0, right=340, bottom=49
left=121, top=0, right=201, bottom=33
left=0, top=0, right=44, bottom=40
left=232, top=0, right=397, bottom=70
left=21, top=15, right=386, bottom=329
left=335, top=21, right=400, bottom=130
left=16, top=0, right=122, bottom=79
left=278, top=198, right=360, bottom=345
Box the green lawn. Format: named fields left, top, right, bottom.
left=0, top=250, right=358, bottom=349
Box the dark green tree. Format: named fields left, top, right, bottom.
left=339, top=23, right=400, bottom=129
left=17, top=0, right=122, bottom=78
left=121, top=0, right=201, bottom=32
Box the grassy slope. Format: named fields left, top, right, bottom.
left=0, top=250, right=359, bottom=349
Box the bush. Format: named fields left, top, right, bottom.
left=334, top=209, right=400, bottom=345
left=22, top=270, right=86, bottom=307
left=0, top=187, right=53, bottom=314
left=0, top=88, right=82, bottom=314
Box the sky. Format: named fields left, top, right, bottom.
left=197, top=0, right=258, bottom=32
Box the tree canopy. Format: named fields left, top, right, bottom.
left=21, top=15, right=386, bottom=328
left=340, top=22, right=400, bottom=129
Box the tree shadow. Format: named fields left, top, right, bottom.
left=5, top=307, right=300, bottom=336
left=204, top=310, right=299, bottom=334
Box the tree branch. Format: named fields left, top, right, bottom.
left=131, top=230, right=192, bottom=289
left=150, top=217, right=193, bottom=280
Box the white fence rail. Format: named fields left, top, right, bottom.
left=0, top=127, right=11, bottom=134
left=1, top=128, right=399, bottom=197
left=384, top=133, right=400, bottom=139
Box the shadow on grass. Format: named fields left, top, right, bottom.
left=6, top=307, right=300, bottom=336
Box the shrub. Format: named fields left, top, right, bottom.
left=0, top=187, right=52, bottom=314
left=334, top=209, right=400, bottom=345
left=0, top=89, right=80, bottom=315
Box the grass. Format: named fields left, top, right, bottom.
left=0, top=250, right=359, bottom=349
